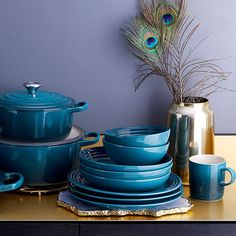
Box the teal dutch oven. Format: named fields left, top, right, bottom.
left=0, top=82, right=88, bottom=141
left=0, top=126, right=99, bottom=187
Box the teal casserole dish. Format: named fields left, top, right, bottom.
left=0, top=126, right=99, bottom=187
left=0, top=82, right=88, bottom=141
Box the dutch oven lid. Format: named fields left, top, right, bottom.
left=0, top=82, right=75, bottom=110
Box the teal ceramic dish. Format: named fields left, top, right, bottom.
left=103, top=138, right=169, bottom=165
left=79, top=162, right=173, bottom=180
left=68, top=172, right=182, bottom=198
left=0, top=126, right=99, bottom=187
left=0, top=170, right=24, bottom=192
left=80, top=169, right=171, bottom=192
left=69, top=186, right=183, bottom=204
left=105, top=125, right=170, bottom=147
left=80, top=147, right=173, bottom=172
left=189, top=155, right=236, bottom=201
left=69, top=188, right=183, bottom=210
left=0, top=82, right=88, bottom=141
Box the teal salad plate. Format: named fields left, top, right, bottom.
left=68, top=170, right=182, bottom=198
left=69, top=189, right=183, bottom=210
left=79, top=162, right=173, bottom=180
left=79, top=147, right=172, bottom=172
left=79, top=168, right=171, bottom=192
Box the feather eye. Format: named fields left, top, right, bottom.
left=158, top=3, right=178, bottom=27
left=143, top=31, right=159, bottom=50
left=121, top=17, right=161, bottom=57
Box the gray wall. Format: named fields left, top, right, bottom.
left=0, top=0, right=235, bottom=134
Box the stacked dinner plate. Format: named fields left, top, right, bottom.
left=68, top=126, right=183, bottom=210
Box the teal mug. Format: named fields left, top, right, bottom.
left=0, top=170, right=24, bottom=192
left=189, top=154, right=236, bottom=201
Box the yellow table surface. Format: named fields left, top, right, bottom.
left=0, top=135, right=236, bottom=221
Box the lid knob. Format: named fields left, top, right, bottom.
left=23, top=82, right=42, bottom=98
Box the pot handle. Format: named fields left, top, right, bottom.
left=0, top=171, right=24, bottom=192
left=67, top=102, right=88, bottom=113
left=79, top=132, right=100, bottom=147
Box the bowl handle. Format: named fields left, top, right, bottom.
left=66, top=101, right=88, bottom=113
left=0, top=171, right=24, bottom=192
left=79, top=132, right=100, bottom=147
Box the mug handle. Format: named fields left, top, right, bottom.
left=79, top=132, right=100, bottom=147
left=220, top=167, right=236, bottom=186
left=0, top=172, right=24, bottom=192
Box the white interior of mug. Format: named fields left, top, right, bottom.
left=189, top=155, right=225, bottom=165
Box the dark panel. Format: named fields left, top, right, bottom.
left=80, top=223, right=236, bottom=236
left=0, top=223, right=80, bottom=236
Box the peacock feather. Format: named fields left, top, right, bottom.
left=120, top=0, right=229, bottom=103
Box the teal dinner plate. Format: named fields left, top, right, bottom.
left=68, top=170, right=182, bottom=198
left=79, top=147, right=172, bottom=172
left=69, top=189, right=183, bottom=210
left=69, top=185, right=183, bottom=204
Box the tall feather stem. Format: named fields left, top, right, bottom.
left=120, top=0, right=230, bottom=103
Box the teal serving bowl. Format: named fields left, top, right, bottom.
left=105, top=125, right=170, bottom=147
left=80, top=169, right=171, bottom=192
left=79, top=162, right=173, bottom=180
left=103, top=138, right=169, bottom=165
left=80, top=147, right=173, bottom=172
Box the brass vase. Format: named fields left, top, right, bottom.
left=167, top=97, right=214, bottom=185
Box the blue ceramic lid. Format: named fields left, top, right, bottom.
left=0, top=82, right=75, bottom=110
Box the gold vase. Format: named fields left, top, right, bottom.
left=166, top=97, right=214, bottom=185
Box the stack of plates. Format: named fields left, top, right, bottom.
left=68, top=147, right=183, bottom=210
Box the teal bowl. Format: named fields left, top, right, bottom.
left=80, top=147, right=173, bottom=172
left=80, top=169, right=171, bottom=192
left=103, top=138, right=169, bottom=165
left=79, top=162, right=173, bottom=180
left=105, top=125, right=170, bottom=147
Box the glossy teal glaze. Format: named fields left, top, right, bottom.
left=69, top=188, right=183, bottom=210
left=0, top=90, right=75, bottom=109
left=80, top=169, right=171, bottom=192
left=0, top=170, right=24, bottom=192
left=0, top=127, right=99, bottom=187
left=103, top=138, right=169, bottom=165
left=79, top=162, right=173, bottom=180
left=0, top=83, right=88, bottom=140
left=68, top=171, right=182, bottom=197
left=189, top=155, right=236, bottom=201
left=105, top=125, right=170, bottom=147
left=80, top=147, right=173, bottom=172
left=0, top=102, right=88, bottom=141
left=69, top=186, right=183, bottom=204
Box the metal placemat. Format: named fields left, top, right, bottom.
left=57, top=190, right=193, bottom=217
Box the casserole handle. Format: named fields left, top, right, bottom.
left=79, top=132, right=100, bottom=147
left=0, top=171, right=24, bottom=192
left=67, top=102, right=88, bottom=113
